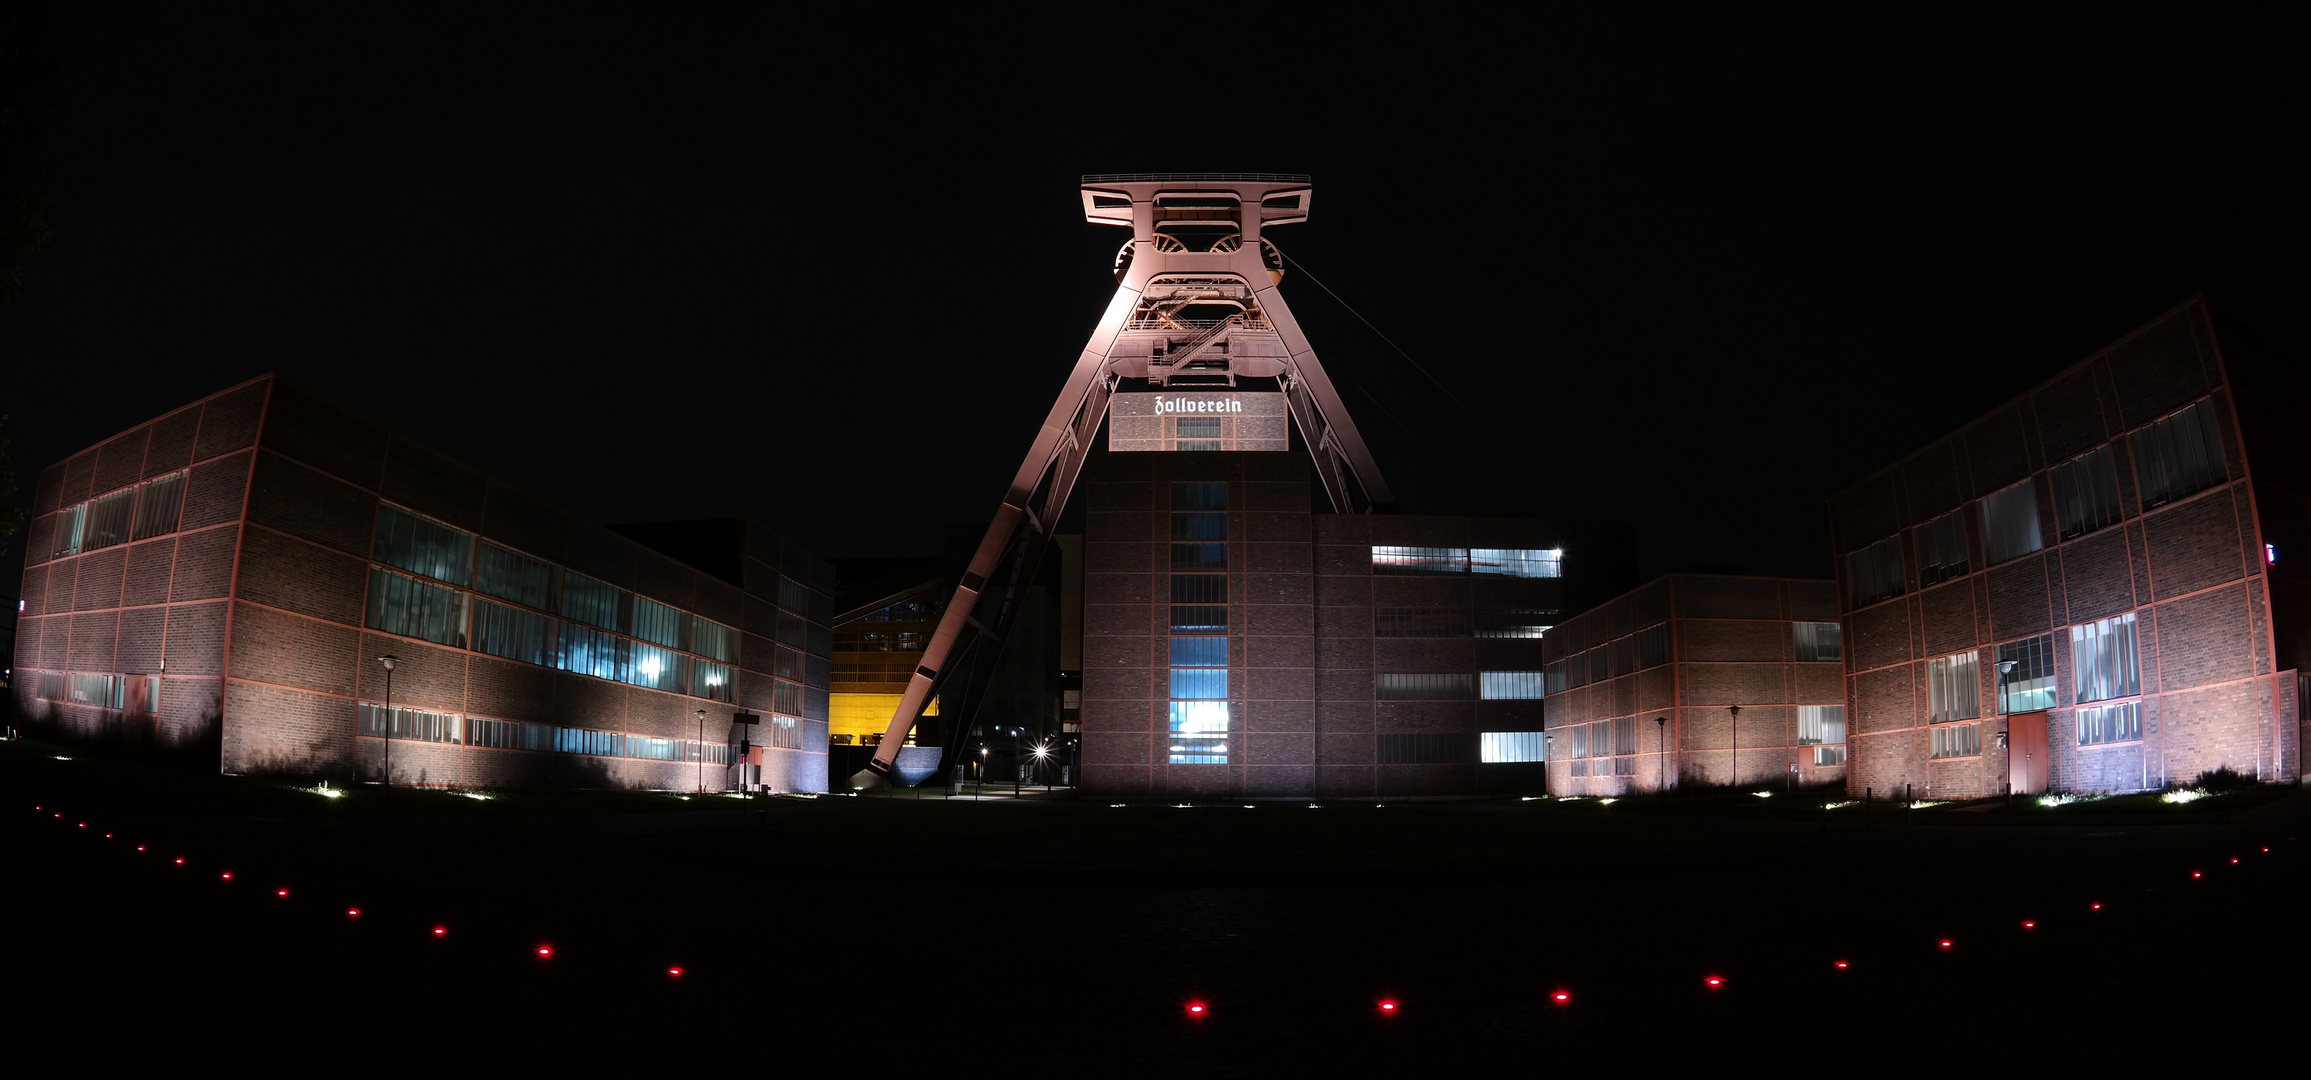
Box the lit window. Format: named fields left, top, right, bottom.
left=558, top=624, right=627, bottom=682
left=1471, top=548, right=1562, bottom=578
left=1480, top=731, right=1547, bottom=763
left=1926, top=651, right=1981, bottom=723
left=1478, top=671, right=1545, bottom=700
left=633, top=597, right=688, bottom=651
left=52, top=502, right=88, bottom=557
left=692, top=617, right=738, bottom=664
left=1176, top=416, right=1223, bottom=452
left=1979, top=480, right=2042, bottom=565
left=561, top=573, right=628, bottom=633
left=1167, top=701, right=1229, bottom=764
left=359, top=703, right=463, bottom=744
left=1378, top=607, right=1471, bottom=638
left=1169, top=634, right=1228, bottom=764
left=472, top=600, right=554, bottom=667
left=1371, top=546, right=1469, bottom=574
left=770, top=715, right=802, bottom=750
left=79, top=487, right=137, bottom=553
left=1798, top=705, right=1846, bottom=765
left=1378, top=733, right=1479, bottom=764
left=1171, top=574, right=1227, bottom=631
left=476, top=542, right=553, bottom=609
left=1996, top=634, right=2056, bottom=712
left=366, top=568, right=469, bottom=648
left=2077, top=700, right=2141, bottom=746
left=691, top=660, right=734, bottom=703
left=627, top=642, right=687, bottom=692
left=2070, top=613, right=2139, bottom=704
left=1476, top=609, right=1556, bottom=639
left=130, top=472, right=187, bottom=541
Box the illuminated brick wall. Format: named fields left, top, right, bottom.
left=1828, top=298, right=2305, bottom=798
left=1540, top=574, right=1845, bottom=795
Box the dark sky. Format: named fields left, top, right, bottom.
left=4, top=9, right=2306, bottom=600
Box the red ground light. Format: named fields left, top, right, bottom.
left=1187, top=1003, right=1207, bottom=1017
left=2022, top=920, right=2036, bottom=930
left=347, top=908, right=361, bottom=917
left=537, top=945, right=553, bottom=958
left=276, top=889, right=289, bottom=898
left=1939, top=939, right=1953, bottom=949
left=1552, top=991, right=1572, bottom=1003
left=433, top=926, right=447, bottom=937
left=1835, top=961, right=1850, bottom=970
left=668, top=967, right=684, bottom=978
left=1378, top=1000, right=1398, bottom=1014
left=221, top=872, right=232, bottom=880
left=1704, top=976, right=1725, bottom=988
left=2091, top=902, right=2103, bottom=911
left=2192, top=871, right=2202, bottom=879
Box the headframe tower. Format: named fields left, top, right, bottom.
left=861, top=173, right=1393, bottom=785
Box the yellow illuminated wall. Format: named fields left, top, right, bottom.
left=829, top=692, right=937, bottom=741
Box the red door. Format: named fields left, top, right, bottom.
left=2008, top=711, right=2049, bottom=795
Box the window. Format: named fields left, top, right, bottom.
left=1477, top=609, right=1556, bottom=639
left=69, top=672, right=124, bottom=709
left=1846, top=536, right=1904, bottom=607
left=561, top=573, right=627, bottom=633
left=1171, top=575, right=1228, bottom=631
left=1638, top=624, right=1670, bottom=668
left=1169, top=636, right=1228, bottom=700
left=633, top=596, right=688, bottom=651
left=1589, top=647, right=1609, bottom=684
left=770, top=714, right=802, bottom=749
left=472, top=600, right=554, bottom=667
left=1565, top=724, right=1590, bottom=759
left=1914, top=510, right=1969, bottom=586
left=628, top=642, right=687, bottom=692
left=777, top=608, right=807, bottom=646
left=1798, top=704, right=1847, bottom=766
left=36, top=671, right=67, bottom=702
left=81, top=487, right=136, bottom=554
left=1481, top=731, right=1547, bottom=763
left=1171, top=512, right=1227, bottom=541
left=1979, top=480, right=2043, bottom=565
left=52, top=502, right=86, bottom=557
left=2050, top=446, right=2124, bottom=539
left=2070, top=613, right=2139, bottom=704
left=1170, top=481, right=1228, bottom=510
left=778, top=576, right=810, bottom=613
left=1997, top=634, right=2056, bottom=712
left=1377, top=672, right=1475, bottom=700
left=1371, top=546, right=1469, bottom=574
left=774, top=680, right=803, bottom=715
left=1613, top=716, right=1637, bottom=756
left=1377, top=607, right=1471, bottom=638
left=1176, top=416, right=1223, bottom=451
left=131, top=471, right=187, bottom=541
left=476, top=541, right=553, bottom=610
left=558, top=623, right=627, bottom=682
left=366, top=567, right=469, bottom=647
left=2130, top=399, right=2226, bottom=510
left=1171, top=543, right=1227, bottom=570
left=1378, top=733, right=1479, bottom=764
left=691, top=661, right=734, bottom=702
left=692, top=617, right=738, bottom=664
left=1794, top=621, right=1842, bottom=663
left=1562, top=653, right=1587, bottom=690
left=1926, top=650, right=1981, bottom=723
left=2077, top=700, right=2141, bottom=746
left=1479, top=671, right=1546, bottom=700
left=1167, top=701, right=1229, bottom=764
left=1545, top=662, right=1567, bottom=695
left=1930, top=722, right=1981, bottom=759
left=358, top=703, right=462, bottom=744
left=1470, top=548, right=1562, bottom=578
left=374, top=504, right=474, bottom=586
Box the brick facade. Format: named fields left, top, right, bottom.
left=1541, top=574, right=1845, bottom=794
left=11, top=374, right=834, bottom=791
left=1828, top=298, right=2304, bottom=797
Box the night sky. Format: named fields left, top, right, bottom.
left=4, top=10, right=2305, bottom=609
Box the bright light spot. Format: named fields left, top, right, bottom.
left=276, top=889, right=289, bottom=898
left=1908, top=801, right=1944, bottom=809
left=458, top=791, right=492, bottom=801
left=54, top=756, right=70, bottom=761
left=1834, top=961, right=1850, bottom=970
left=1704, top=976, right=1725, bottom=988
left=1823, top=801, right=1859, bottom=810
left=309, top=785, right=344, bottom=799
left=1307, top=804, right=1321, bottom=809
left=433, top=926, right=447, bottom=937
left=2022, top=920, right=2036, bottom=929
left=2162, top=789, right=2208, bottom=804
left=1599, top=798, right=1618, bottom=805
left=536, top=945, right=553, bottom=958
left=2267, top=542, right=2277, bottom=564
left=2091, top=903, right=2103, bottom=911
left=668, top=967, right=683, bottom=978
left=1108, top=803, right=1127, bottom=808
left=637, top=658, right=663, bottom=679
left=2191, top=870, right=2202, bottom=879
left=2264, top=847, right=2271, bottom=853
left=221, top=872, right=232, bottom=880
left=1552, top=990, right=1571, bottom=1003
left=347, top=908, right=360, bottom=917
left=1378, top=1000, right=1398, bottom=1013
left=1938, top=939, right=1953, bottom=949
left=1187, top=1003, right=1207, bottom=1016
left=174, top=858, right=184, bottom=865
left=1752, top=792, right=1772, bottom=799
left=77, top=823, right=85, bottom=828
left=136, top=846, right=144, bottom=852
left=2230, top=857, right=2239, bottom=864
left=1242, top=805, right=1255, bottom=809
left=1520, top=796, right=1542, bottom=802
left=104, top=833, right=111, bottom=838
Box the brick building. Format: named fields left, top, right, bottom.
left=1080, top=446, right=1633, bottom=799
left=11, top=374, right=834, bottom=791
left=1541, top=574, right=1845, bottom=795
left=1829, top=298, right=2305, bottom=799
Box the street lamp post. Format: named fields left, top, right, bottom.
left=374, top=655, right=398, bottom=787
left=1996, top=659, right=2019, bottom=800
left=1656, top=716, right=1667, bottom=793
left=696, top=709, right=707, bottom=794
left=1728, top=704, right=1742, bottom=790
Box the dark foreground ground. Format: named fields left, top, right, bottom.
left=5, top=739, right=2303, bottom=1074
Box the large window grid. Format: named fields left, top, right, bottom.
left=1915, top=510, right=1969, bottom=587
left=1378, top=607, right=1472, bottom=638
left=2077, top=700, right=2141, bottom=746
left=1479, top=671, right=1546, bottom=700
left=1794, top=622, right=1842, bottom=663
left=1799, top=704, right=1846, bottom=766
left=52, top=470, right=189, bottom=558
left=1378, top=672, right=1476, bottom=700
left=1979, top=480, right=2043, bottom=565
left=1371, top=546, right=1563, bottom=577
left=1846, top=536, right=1904, bottom=607
left=1168, top=482, right=1230, bottom=764
left=1926, top=651, right=1981, bottom=724
left=375, top=504, right=475, bottom=586
left=1929, top=722, right=1981, bottom=759
left=1477, top=609, right=1557, bottom=640
left=1481, top=731, right=1546, bottom=763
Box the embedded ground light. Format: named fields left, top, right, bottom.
left=276, top=889, right=289, bottom=898
left=433, top=926, right=447, bottom=937
left=347, top=908, right=360, bottom=917
left=1551, top=990, right=1572, bottom=1004
left=668, top=967, right=684, bottom=978
left=1186, top=1002, right=1208, bottom=1017
left=2022, top=920, right=2036, bottom=930
left=1704, top=975, right=1725, bottom=989
left=1378, top=999, right=1398, bottom=1014
left=536, top=945, right=553, bottom=959
left=1834, top=961, right=1850, bottom=970
left=1938, top=939, right=1953, bottom=949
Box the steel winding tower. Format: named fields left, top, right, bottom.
left=861, top=173, right=1393, bottom=786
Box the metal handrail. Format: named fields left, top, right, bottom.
left=1083, top=172, right=1310, bottom=183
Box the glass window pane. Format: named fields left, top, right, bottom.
left=476, top=541, right=553, bottom=609
left=1170, top=482, right=1228, bottom=510
left=374, top=504, right=475, bottom=585
left=1470, top=548, right=1562, bottom=578
left=472, top=599, right=554, bottom=666
left=1478, top=671, right=1545, bottom=700
left=633, top=596, right=687, bottom=650
left=1979, top=481, right=2043, bottom=565
left=561, top=573, right=627, bottom=632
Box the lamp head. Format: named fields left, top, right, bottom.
left=376, top=655, right=398, bottom=672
